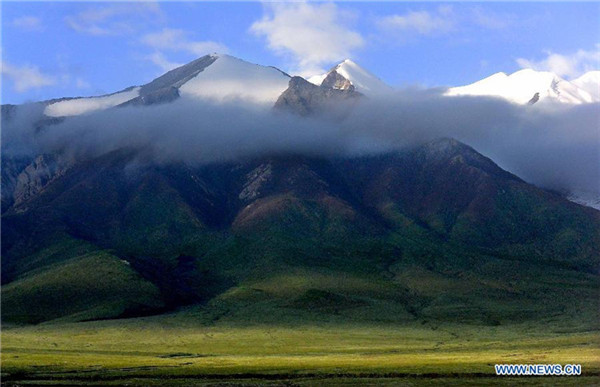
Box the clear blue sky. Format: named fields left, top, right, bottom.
left=2, top=1, right=599, bottom=104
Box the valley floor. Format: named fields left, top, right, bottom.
left=2, top=315, right=598, bottom=386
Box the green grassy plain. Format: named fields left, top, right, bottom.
left=2, top=313, right=599, bottom=386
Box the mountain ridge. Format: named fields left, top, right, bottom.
left=7, top=55, right=599, bottom=119
left=446, top=68, right=599, bottom=105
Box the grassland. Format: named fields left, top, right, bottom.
left=2, top=313, right=599, bottom=386
left=2, top=239, right=599, bottom=385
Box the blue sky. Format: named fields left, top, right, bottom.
left=2, top=1, right=599, bottom=104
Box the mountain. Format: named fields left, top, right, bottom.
left=446, top=69, right=599, bottom=105
left=308, top=59, right=392, bottom=96
left=2, top=137, right=599, bottom=324
left=2, top=55, right=599, bottom=326
left=42, top=54, right=291, bottom=118
left=3, top=56, right=598, bottom=211
left=31, top=57, right=600, bottom=119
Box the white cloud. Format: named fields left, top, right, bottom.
left=76, top=78, right=91, bottom=89
left=140, top=28, right=227, bottom=72
left=12, top=16, right=43, bottom=31
left=65, top=3, right=163, bottom=36
left=1, top=62, right=56, bottom=92
left=471, top=8, right=513, bottom=30
left=516, top=46, right=600, bottom=79
left=147, top=52, right=184, bottom=72
left=141, top=28, right=228, bottom=56
left=378, top=6, right=456, bottom=36
left=250, top=2, right=364, bottom=76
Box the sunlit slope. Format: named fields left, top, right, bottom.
left=2, top=249, right=163, bottom=324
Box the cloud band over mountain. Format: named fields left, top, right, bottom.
left=4, top=88, right=597, bottom=198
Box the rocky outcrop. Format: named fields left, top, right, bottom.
left=122, top=55, right=218, bottom=106
left=239, top=163, right=273, bottom=201
left=1, top=156, right=32, bottom=212
left=13, top=154, right=70, bottom=207
left=274, top=76, right=361, bottom=116
left=119, top=86, right=180, bottom=106
left=321, top=70, right=355, bottom=91
left=528, top=92, right=540, bottom=105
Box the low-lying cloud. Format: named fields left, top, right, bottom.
left=3, top=90, right=599, bottom=196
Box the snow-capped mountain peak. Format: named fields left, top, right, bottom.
left=43, top=54, right=292, bottom=117
left=40, top=54, right=598, bottom=120
left=446, top=68, right=598, bottom=105
left=308, top=59, right=392, bottom=96
left=178, top=54, right=291, bottom=104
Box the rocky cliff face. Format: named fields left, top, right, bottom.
left=1, top=156, right=31, bottom=212
left=13, top=154, right=70, bottom=208
left=321, top=71, right=355, bottom=91
left=274, top=76, right=361, bottom=116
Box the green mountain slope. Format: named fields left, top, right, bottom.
left=2, top=248, right=163, bottom=324
left=2, top=139, right=598, bottom=325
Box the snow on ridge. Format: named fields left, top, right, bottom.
left=178, top=54, right=291, bottom=104
left=446, top=69, right=596, bottom=105
left=44, top=87, right=140, bottom=117
left=334, top=59, right=392, bottom=96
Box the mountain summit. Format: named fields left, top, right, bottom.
left=308, top=59, right=392, bottom=96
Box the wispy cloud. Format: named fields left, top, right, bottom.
left=378, top=6, right=456, bottom=36
left=250, top=2, right=364, bottom=76
left=11, top=16, right=43, bottom=31
left=376, top=5, right=519, bottom=43
left=65, top=3, right=163, bottom=36
left=516, top=45, right=600, bottom=79
left=141, top=28, right=228, bottom=56
left=75, top=78, right=91, bottom=89
left=1, top=61, right=56, bottom=92
left=140, top=28, right=227, bottom=72
left=471, top=7, right=514, bottom=30
left=146, top=52, right=184, bottom=72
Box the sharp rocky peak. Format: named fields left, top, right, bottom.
left=274, top=76, right=361, bottom=116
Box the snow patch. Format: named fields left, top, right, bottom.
left=44, top=87, right=140, bottom=117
